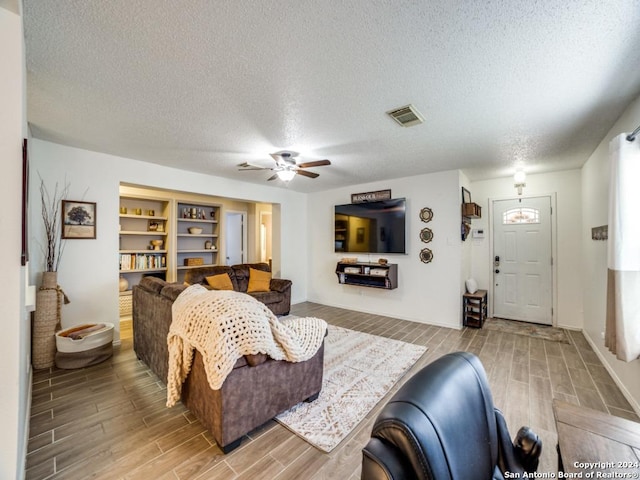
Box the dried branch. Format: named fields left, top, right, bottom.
left=39, top=175, right=70, bottom=272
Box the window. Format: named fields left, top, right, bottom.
left=503, top=208, right=539, bottom=224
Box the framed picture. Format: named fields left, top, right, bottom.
left=461, top=187, right=472, bottom=204
left=62, top=200, right=96, bottom=239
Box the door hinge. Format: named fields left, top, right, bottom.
left=551, top=257, right=553, bottom=266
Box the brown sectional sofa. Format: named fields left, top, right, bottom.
left=132, top=274, right=324, bottom=453
left=184, top=263, right=292, bottom=315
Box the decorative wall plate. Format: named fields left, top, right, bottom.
left=420, top=227, right=433, bottom=243
left=419, top=207, right=433, bottom=223
left=420, top=248, right=433, bottom=264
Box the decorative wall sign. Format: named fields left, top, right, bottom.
left=591, top=225, right=608, bottom=241
left=351, top=189, right=392, bottom=203
left=420, top=227, right=433, bottom=243
left=419, top=207, right=433, bottom=223
left=419, top=248, right=433, bottom=263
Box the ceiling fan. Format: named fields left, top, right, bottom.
left=238, top=151, right=331, bottom=182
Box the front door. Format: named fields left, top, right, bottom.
left=492, top=196, right=553, bottom=325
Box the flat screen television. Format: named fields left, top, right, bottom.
left=334, top=198, right=406, bottom=254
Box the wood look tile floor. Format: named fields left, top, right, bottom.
left=27, top=303, right=639, bottom=479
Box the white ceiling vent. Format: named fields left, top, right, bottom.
left=386, top=104, right=425, bottom=127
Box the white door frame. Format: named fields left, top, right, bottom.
left=488, top=192, right=558, bottom=326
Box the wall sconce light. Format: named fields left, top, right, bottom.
left=514, top=170, right=526, bottom=195
left=276, top=169, right=296, bottom=182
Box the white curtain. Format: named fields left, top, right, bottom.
left=606, top=133, right=640, bottom=362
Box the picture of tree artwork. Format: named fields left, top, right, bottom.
left=62, top=200, right=96, bottom=239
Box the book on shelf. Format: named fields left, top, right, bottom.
left=119, top=253, right=166, bottom=271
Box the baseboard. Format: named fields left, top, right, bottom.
left=581, top=329, right=640, bottom=416
left=298, top=299, right=462, bottom=330
left=19, top=367, right=33, bottom=480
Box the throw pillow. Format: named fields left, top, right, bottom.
left=205, top=273, right=234, bottom=291
left=465, top=278, right=478, bottom=294
left=247, top=268, right=271, bottom=293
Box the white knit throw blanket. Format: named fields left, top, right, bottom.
left=166, top=285, right=327, bottom=407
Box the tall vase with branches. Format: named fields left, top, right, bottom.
left=33, top=177, right=71, bottom=369
left=40, top=176, right=69, bottom=272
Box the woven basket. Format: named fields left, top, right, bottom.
left=119, top=293, right=132, bottom=316
left=184, top=257, right=204, bottom=266
left=32, top=272, right=63, bottom=369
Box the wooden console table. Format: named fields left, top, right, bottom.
left=553, top=399, right=640, bottom=475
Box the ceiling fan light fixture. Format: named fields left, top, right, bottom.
left=514, top=169, right=526, bottom=195
left=386, top=104, right=425, bottom=127
left=276, top=169, right=296, bottom=182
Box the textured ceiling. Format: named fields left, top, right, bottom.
left=23, top=1, right=640, bottom=193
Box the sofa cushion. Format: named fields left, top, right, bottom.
left=231, top=263, right=271, bottom=292
left=249, top=290, right=283, bottom=306
left=184, top=265, right=239, bottom=290
left=206, top=273, right=234, bottom=290
left=247, top=268, right=271, bottom=293
left=139, top=276, right=166, bottom=294
left=160, top=283, right=188, bottom=302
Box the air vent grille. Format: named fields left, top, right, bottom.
left=386, top=104, right=424, bottom=127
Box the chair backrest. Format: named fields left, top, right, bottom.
left=367, top=352, right=499, bottom=479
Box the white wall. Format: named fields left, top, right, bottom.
left=29, top=140, right=310, bottom=340
left=0, top=4, right=29, bottom=479
left=307, top=170, right=464, bottom=329
left=582, top=93, right=640, bottom=412
left=469, top=170, right=583, bottom=330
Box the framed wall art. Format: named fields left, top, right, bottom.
left=461, top=187, right=471, bottom=204
left=62, top=200, right=96, bottom=239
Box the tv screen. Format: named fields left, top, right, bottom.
left=334, top=198, right=406, bottom=254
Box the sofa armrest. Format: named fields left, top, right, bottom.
left=270, top=278, right=292, bottom=293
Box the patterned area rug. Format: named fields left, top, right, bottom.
left=484, top=317, right=570, bottom=343
left=275, top=325, right=427, bottom=452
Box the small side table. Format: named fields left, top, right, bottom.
left=463, top=290, right=487, bottom=328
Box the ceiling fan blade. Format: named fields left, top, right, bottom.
left=267, top=173, right=279, bottom=181
left=296, top=169, right=320, bottom=179
left=297, top=159, right=331, bottom=168
left=238, top=162, right=269, bottom=171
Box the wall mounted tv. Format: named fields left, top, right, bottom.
left=334, top=198, right=406, bottom=254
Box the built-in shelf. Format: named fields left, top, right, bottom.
left=462, top=202, right=482, bottom=218
left=176, top=201, right=221, bottom=282
left=335, top=262, right=398, bottom=290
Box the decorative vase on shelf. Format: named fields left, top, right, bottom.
left=119, top=275, right=129, bottom=292
left=32, top=271, right=69, bottom=369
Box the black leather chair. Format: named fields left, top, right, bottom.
left=362, top=352, right=541, bottom=479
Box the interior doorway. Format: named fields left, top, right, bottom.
left=492, top=196, right=553, bottom=325
left=225, top=211, right=246, bottom=265
left=259, top=211, right=272, bottom=266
